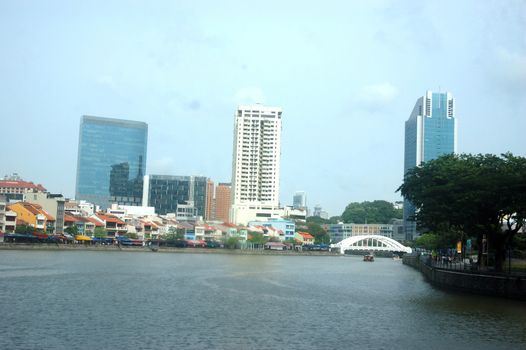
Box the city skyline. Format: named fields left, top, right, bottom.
left=1, top=1, right=525, bottom=216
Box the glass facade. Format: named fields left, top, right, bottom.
left=75, top=116, right=148, bottom=209
left=403, top=92, right=456, bottom=239
left=145, top=175, right=208, bottom=217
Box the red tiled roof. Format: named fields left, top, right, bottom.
left=299, top=232, right=314, bottom=239
left=64, top=214, right=77, bottom=223
left=65, top=214, right=92, bottom=224
left=10, top=202, right=55, bottom=221
left=0, top=180, right=46, bottom=192
left=86, top=217, right=104, bottom=227
left=95, top=213, right=126, bottom=225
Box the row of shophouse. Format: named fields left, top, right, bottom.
left=0, top=185, right=316, bottom=245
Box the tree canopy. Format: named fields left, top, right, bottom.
left=398, top=153, right=526, bottom=271
left=340, top=200, right=401, bottom=224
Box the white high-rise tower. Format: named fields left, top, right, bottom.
left=230, top=104, right=283, bottom=224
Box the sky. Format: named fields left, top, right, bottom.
left=0, top=0, right=525, bottom=217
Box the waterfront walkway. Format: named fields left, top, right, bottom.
left=403, top=253, right=526, bottom=300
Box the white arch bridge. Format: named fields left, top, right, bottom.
left=330, top=235, right=412, bottom=254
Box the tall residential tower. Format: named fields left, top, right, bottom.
left=76, top=116, right=148, bottom=209
left=230, top=104, right=283, bottom=224
left=403, top=91, right=457, bottom=239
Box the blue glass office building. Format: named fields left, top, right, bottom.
left=403, top=91, right=457, bottom=239
left=142, top=175, right=208, bottom=217
left=75, top=116, right=148, bottom=209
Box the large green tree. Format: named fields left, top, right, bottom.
left=93, top=227, right=107, bottom=238
left=341, top=200, right=401, bottom=224
left=398, top=153, right=526, bottom=271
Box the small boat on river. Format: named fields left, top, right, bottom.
left=363, top=254, right=374, bottom=262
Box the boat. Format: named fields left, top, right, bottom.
left=363, top=254, right=374, bottom=262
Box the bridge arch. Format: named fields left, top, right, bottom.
left=331, top=235, right=412, bottom=254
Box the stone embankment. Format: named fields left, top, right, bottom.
left=0, top=243, right=339, bottom=256
left=403, top=254, right=526, bottom=300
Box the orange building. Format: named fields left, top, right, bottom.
left=205, top=179, right=215, bottom=221
left=8, top=202, right=55, bottom=233
left=215, top=183, right=231, bottom=223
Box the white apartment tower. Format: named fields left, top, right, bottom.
left=230, top=104, right=284, bottom=225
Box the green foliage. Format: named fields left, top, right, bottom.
left=15, top=224, right=33, bottom=234
left=304, top=222, right=330, bottom=244
left=225, top=236, right=239, bottom=249
left=329, top=216, right=341, bottom=224
left=306, top=216, right=330, bottom=224
left=398, top=153, right=526, bottom=271
left=176, top=229, right=185, bottom=240
left=341, top=200, right=401, bottom=224
left=93, top=227, right=107, bottom=238
left=414, top=232, right=459, bottom=250
left=127, top=232, right=139, bottom=239
left=248, top=232, right=267, bottom=245
left=64, top=225, right=78, bottom=235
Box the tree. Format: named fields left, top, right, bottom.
left=248, top=232, right=266, bottom=245
left=15, top=224, right=33, bottom=234
left=64, top=225, right=78, bottom=235
left=398, top=153, right=526, bottom=271
left=414, top=231, right=459, bottom=251
left=225, top=236, right=239, bottom=249
left=127, top=232, right=139, bottom=239
left=305, top=222, right=330, bottom=244
left=306, top=216, right=330, bottom=224
left=93, top=227, right=107, bottom=238
left=340, top=200, right=401, bottom=224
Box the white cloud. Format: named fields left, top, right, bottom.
left=234, top=87, right=265, bottom=105
left=356, top=82, right=399, bottom=106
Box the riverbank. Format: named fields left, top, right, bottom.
left=0, top=243, right=340, bottom=256
left=403, top=254, right=526, bottom=300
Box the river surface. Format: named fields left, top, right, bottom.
left=0, top=250, right=525, bottom=350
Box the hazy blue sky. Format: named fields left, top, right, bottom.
left=1, top=0, right=525, bottom=216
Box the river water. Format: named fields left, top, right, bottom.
left=0, top=250, right=525, bottom=349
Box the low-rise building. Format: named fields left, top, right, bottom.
left=297, top=231, right=315, bottom=245
left=283, top=206, right=307, bottom=221
left=4, top=210, right=17, bottom=233
left=24, top=192, right=65, bottom=234
left=248, top=218, right=295, bottom=241
left=8, top=202, right=55, bottom=233
left=0, top=177, right=47, bottom=202
left=328, top=223, right=393, bottom=243
left=92, top=212, right=127, bottom=236
left=0, top=195, right=6, bottom=233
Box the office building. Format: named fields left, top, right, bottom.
left=205, top=179, right=215, bottom=221
left=231, top=104, right=283, bottom=225
left=293, top=191, right=307, bottom=210
left=403, top=91, right=457, bottom=239
left=142, top=175, right=208, bottom=217
left=312, top=205, right=329, bottom=220
left=215, top=183, right=231, bottom=223
left=75, top=115, right=148, bottom=209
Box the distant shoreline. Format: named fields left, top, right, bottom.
left=0, top=243, right=340, bottom=257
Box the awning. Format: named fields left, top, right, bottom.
left=75, top=235, right=92, bottom=241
